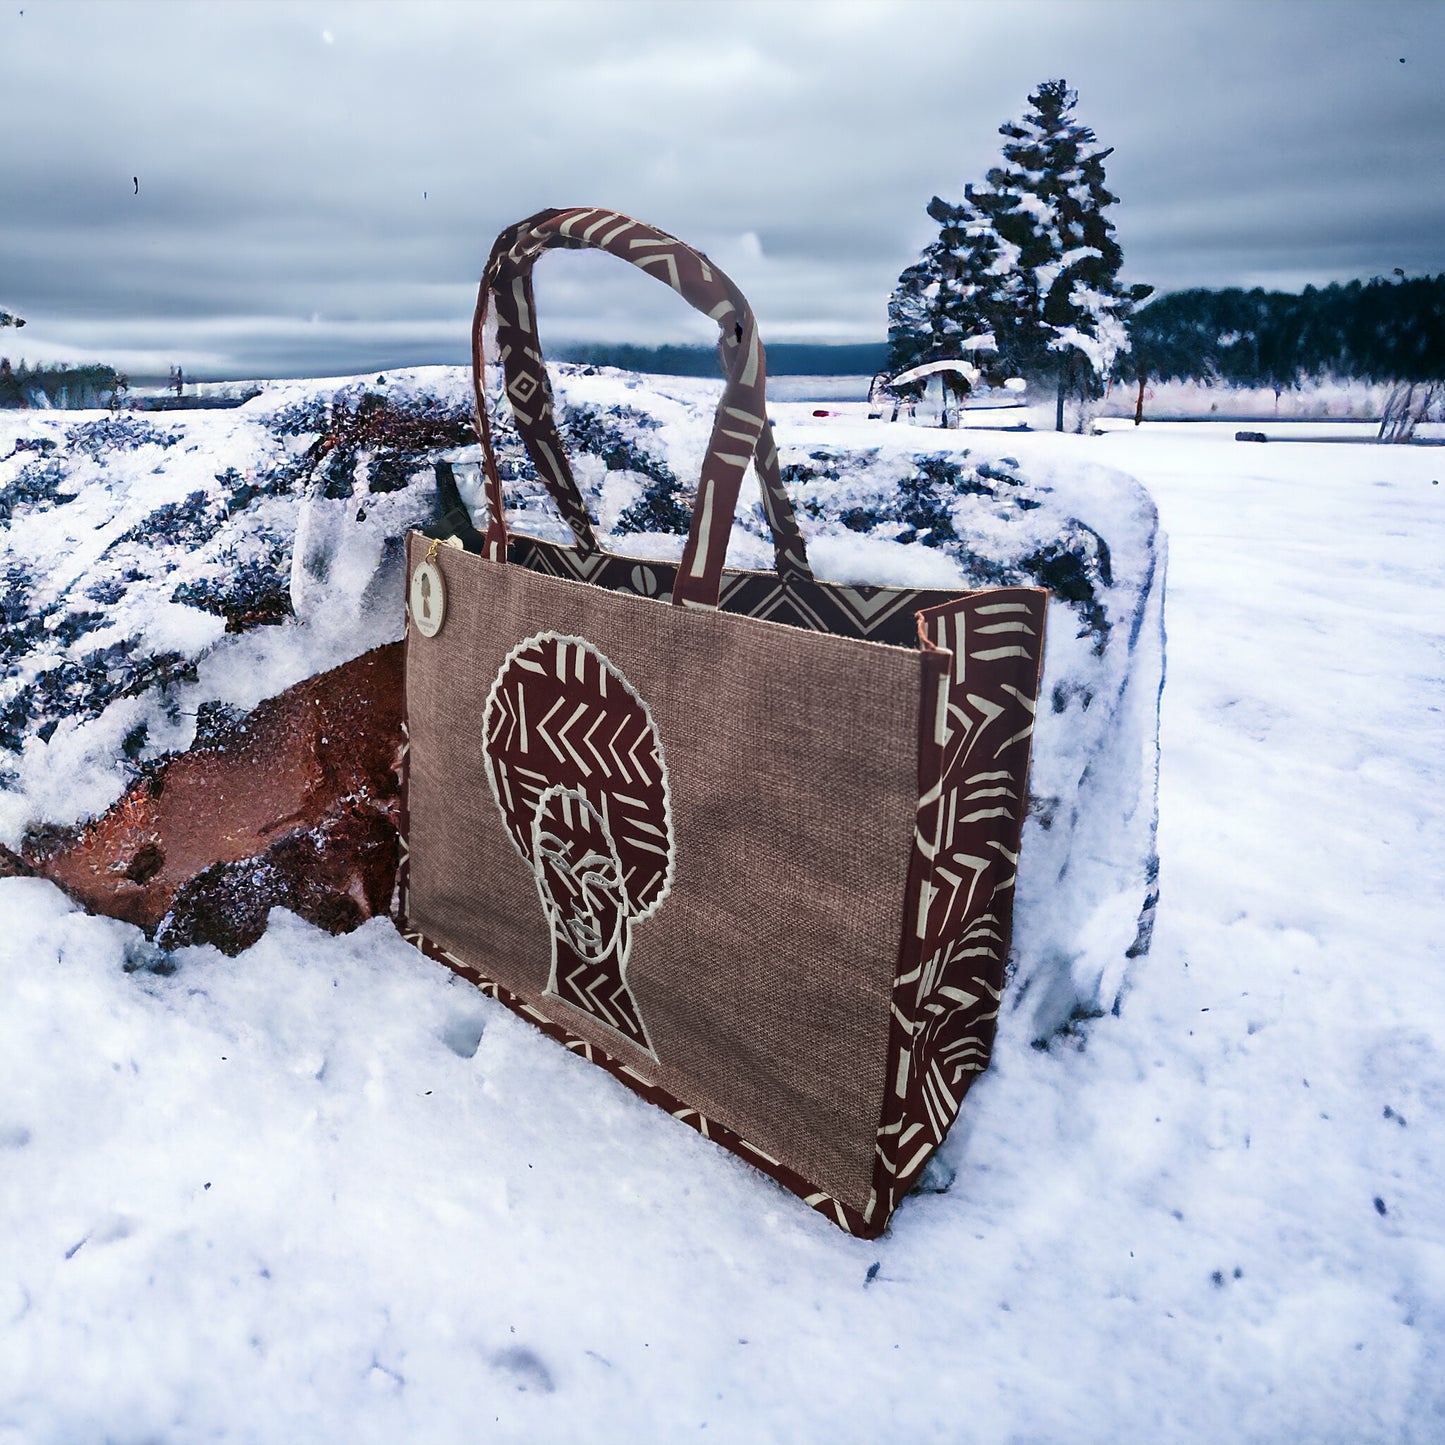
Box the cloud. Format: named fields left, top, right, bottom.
left=736, top=232, right=766, bottom=265
left=1, top=0, right=1441, bottom=377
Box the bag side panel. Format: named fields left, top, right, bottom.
left=866, top=588, right=1050, bottom=1231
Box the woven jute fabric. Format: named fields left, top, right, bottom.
left=402, top=536, right=925, bottom=1209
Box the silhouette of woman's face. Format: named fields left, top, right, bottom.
left=532, top=792, right=626, bottom=964
left=420, top=572, right=432, bottom=617
left=483, top=633, right=673, bottom=1054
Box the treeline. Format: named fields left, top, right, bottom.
left=1126, top=275, right=1445, bottom=391
left=883, top=72, right=1441, bottom=437
left=551, top=341, right=889, bottom=377
left=0, top=360, right=121, bottom=409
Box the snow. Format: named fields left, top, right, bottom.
left=1107, top=375, right=1445, bottom=427
left=3, top=389, right=1443, bottom=1439
left=793, top=372, right=1445, bottom=441
left=1059, top=245, right=1105, bottom=271
left=1052, top=289, right=1131, bottom=379
left=2, top=366, right=1164, bottom=1045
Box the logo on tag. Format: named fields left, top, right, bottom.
left=482, top=632, right=672, bottom=1056
left=409, top=559, right=446, bottom=638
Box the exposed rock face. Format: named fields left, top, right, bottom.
left=23, top=644, right=404, bottom=955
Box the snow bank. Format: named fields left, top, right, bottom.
left=0, top=363, right=1164, bottom=1040
left=0, top=371, right=466, bottom=835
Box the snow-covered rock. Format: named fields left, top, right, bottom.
left=0, top=362, right=1165, bottom=1037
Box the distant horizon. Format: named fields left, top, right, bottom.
left=7, top=265, right=1441, bottom=389
left=0, top=340, right=891, bottom=388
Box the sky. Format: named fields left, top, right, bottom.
left=1, top=0, right=1441, bottom=381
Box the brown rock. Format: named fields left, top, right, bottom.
left=0, top=843, right=36, bottom=878
left=24, top=643, right=405, bottom=955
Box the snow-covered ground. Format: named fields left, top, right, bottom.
left=769, top=373, right=1445, bottom=438
left=2, top=409, right=1442, bottom=1441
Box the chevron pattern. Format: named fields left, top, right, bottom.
left=507, top=532, right=977, bottom=648
left=482, top=631, right=672, bottom=1054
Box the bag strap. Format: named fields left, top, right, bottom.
left=471, top=207, right=814, bottom=608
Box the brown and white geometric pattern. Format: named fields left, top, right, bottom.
left=507, top=531, right=979, bottom=649
left=481, top=631, right=672, bottom=1055
left=471, top=207, right=811, bottom=598
left=864, top=593, right=1048, bottom=1222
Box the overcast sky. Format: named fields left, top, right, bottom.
left=2, top=0, right=1441, bottom=379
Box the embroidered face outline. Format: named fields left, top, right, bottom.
left=481, top=632, right=673, bottom=1055
left=532, top=787, right=626, bottom=964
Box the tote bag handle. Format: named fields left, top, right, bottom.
left=471, top=207, right=814, bottom=608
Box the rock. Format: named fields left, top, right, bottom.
left=3, top=365, right=1164, bottom=1038
left=23, top=644, right=404, bottom=955
left=1235, top=430, right=1269, bottom=443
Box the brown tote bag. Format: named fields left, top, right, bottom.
left=396, top=208, right=1047, bottom=1237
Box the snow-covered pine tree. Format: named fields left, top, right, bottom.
left=972, top=79, right=1149, bottom=430
left=885, top=194, right=1006, bottom=405
left=925, top=192, right=1007, bottom=368
left=885, top=255, right=937, bottom=387
left=887, top=80, right=1147, bottom=430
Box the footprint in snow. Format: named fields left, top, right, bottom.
left=492, top=1345, right=555, bottom=1394
left=438, top=1012, right=486, bottom=1059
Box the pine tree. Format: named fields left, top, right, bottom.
left=885, top=255, right=937, bottom=383
left=925, top=193, right=1009, bottom=365
left=971, top=79, right=1149, bottom=428
left=885, top=194, right=1008, bottom=405
left=889, top=79, right=1148, bottom=430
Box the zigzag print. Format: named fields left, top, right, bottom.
left=866, top=591, right=1048, bottom=1225
left=507, top=533, right=981, bottom=648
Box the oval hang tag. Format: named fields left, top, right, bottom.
left=410, top=556, right=447, bottom=638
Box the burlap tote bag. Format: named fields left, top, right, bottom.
left=396, top=207, right=1047, bottom=1237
